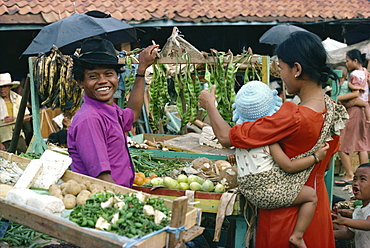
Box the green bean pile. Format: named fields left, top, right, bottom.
left=69, top=191, right=171, bottom=238
left=0, top=220, right=51, bottom=247
left=130, top=150, right=186, bottom=177
left=19, top=152, right=43, bottom=159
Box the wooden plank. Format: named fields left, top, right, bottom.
left=133, top=232, right=167, bottom=248
left=0, top=150, right=31, bottom=164
left=168, top=196, right=188, bottom=247
left=183, top=226, right=205, bottom=243
left=162, top=133, right=234, bottom=156
left=120, top=55, right=263, bottom=65
left=0, top=198, right=123, bottom=248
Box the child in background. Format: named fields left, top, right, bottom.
left=333, top=163, right=370, bottom=247
left=336, top=64, right=370, bottom=123
left=234, top=81, right=329, bottom=248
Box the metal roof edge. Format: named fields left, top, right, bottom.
left=131, top=19, right=369, bottom=27
left=0, top=24, right=45, bottom=31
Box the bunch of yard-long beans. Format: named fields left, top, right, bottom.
left=0, top=220, right=51, bottom=247
left=173, top=53, right=202, bottom=134
left=130, top=150, right=186, bottom=177
left=148, top=62, right=170, bottom=132
left=204, top=50, right=255, bottom=124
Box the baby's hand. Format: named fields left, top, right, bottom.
left=315, top=143, right=330, bottom=161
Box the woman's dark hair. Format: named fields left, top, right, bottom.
left=346, top=49, right=367, bottom=66
left=276, top=31, right=338, bottom=85
left=72, top=59, right=122, bottom=81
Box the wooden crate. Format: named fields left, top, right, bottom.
left=0, top=151, right=204, bottom=248
left=0, top=150, right=31, bottom=165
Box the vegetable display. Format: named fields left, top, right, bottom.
left=130, top=150, right=185, bottom=177
left=134, top=157, right=238, bottom=193
left=69, top=191, right=171, bottom=238
left=0, top=220, right=51, bottom=247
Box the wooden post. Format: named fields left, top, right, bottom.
left=168, top=196, right=188, bottom=248
left=8, top=76, right=30, bottom=153
left=261, top=56, right=270, bottom=85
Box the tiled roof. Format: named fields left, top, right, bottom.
left=0, top=0, right=369, bottom=25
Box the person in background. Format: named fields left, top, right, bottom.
left=0, top=72, right=31, bottom=153
left=48, top=101, right=73, bottom=148
left=199, top=31, right=348, bottom=247
left=67, top=38, right=158, bottom=187
left=336, top=65, right=370, bottom=122
left=335, top=50, right=370, bottom=187
left=233, top=81, right=329, bottom=248
left=333, top=163, right=370, bottom=247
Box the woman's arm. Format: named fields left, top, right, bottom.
left=269, top=143, right=329, bottom=173
left=198, top=85, right=232, bottom=147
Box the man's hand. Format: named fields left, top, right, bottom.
left=3, top=116, right=15, bottom=123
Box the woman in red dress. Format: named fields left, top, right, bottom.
left=199, top=31, right=348, bottom=247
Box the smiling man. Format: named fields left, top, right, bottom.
left=67, top=38, right=158, bottom=187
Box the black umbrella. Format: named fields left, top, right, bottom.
left=259, top=24, right=311, bottom=45
left=22, top=11, right=137, bottom=55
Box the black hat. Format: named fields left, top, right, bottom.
left=73, top=38, right=124, bottom=67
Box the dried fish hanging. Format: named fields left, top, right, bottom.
left=33, top=46, right=83, bottom=114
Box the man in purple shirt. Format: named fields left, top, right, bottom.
left=68, top=38, right=158, bottom=187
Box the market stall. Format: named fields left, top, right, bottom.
left=0, top=150, right=203, bottom=247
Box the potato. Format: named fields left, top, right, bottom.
left=63, top=194, right=77, bottom=209
left=79, top=183, right=87, bottom=191
left=89, top=183, right=104, bottom=192
left=76, top=190, right=91, bottom=205
left=54, top=194, right=64, bottom=201
left=81, top=180, right=91, bottom=188
left=60, top=182, right=69, bottom=190
left=48, top=184, right=60, bottom=192
left=90, top=188, right=104, bottom=194
left=49, top=188, right=62, bottom=196
left=65, top=181, right=82, bottom=196
left=67, top=179, right=78, bottom=184
left=61, top=187, right=68, bottom=196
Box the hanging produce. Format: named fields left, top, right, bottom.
left=204, top=49, right=254, bottom=124
left=33, top=45, right=83, bottom=114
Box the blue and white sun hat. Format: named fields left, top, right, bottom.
left=232, top=81, right=282, bottom=124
